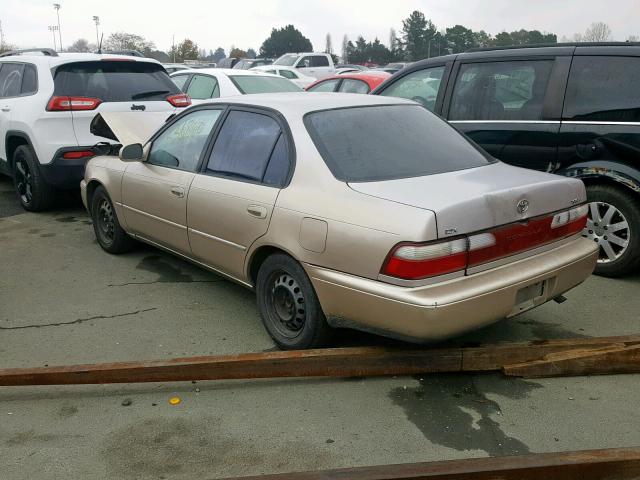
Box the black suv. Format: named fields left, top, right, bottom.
left=374, top=43, right=640, bottom=277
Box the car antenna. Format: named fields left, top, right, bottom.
left=97, top=33, right=104, bottom=54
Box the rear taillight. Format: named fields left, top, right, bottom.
left=383, top=239, right=468, bottom=280
left=382, top=205, right=589, bottom=281
left=62, top=150, right=95, bottom=160
left=166, top=94, right=191, bottom=107
left=47, top=96, right=102, bottom=111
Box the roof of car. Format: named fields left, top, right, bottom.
left=0, top=51, right=161, bottom=67
left=171, top=68, right=281, bottom=77
left=200, top=91, right=414, bottom=115
left=307, top=71, right=391, bottom=90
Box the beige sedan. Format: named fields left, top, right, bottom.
left=81, top=93, right=598, bottom=349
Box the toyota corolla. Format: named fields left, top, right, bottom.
left=81, top=93, right=598, bottom=349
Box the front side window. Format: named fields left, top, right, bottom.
left=449, top=60, right=553, bottom=121
left=564, top=56, right=640, bottom=122
left=339, top=79, right=369, bottom=94
left=230, top=75, right=301, bottom=94
left=379, top=66, right=444, bottom=112
left=206, top=110, right=288, bottom=185
left=305, top=105, right=492, bottom=183
left=307, top=79, right=340, bottom=92
left=298, top=57, right=313, bottom=68
left=171, top=74, right=190, bottom=91
left=148, top=109, right=222, bottom=171
left=187, top=75, right=219, bottom=99
left=0, top=63, right=24, bottom=98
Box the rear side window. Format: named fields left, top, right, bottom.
left=379, top=66, right=444, bottom=112
left=305, top=104, right=492, bottom=183
left=0, top=63, right=24, bottom=98
left=230, top=75, right=301, bottom=94
left=53, top=61, right=180, bottom=102
left=449, top=60, right=553, bottom=121
left=187, top=75, right=219, bottom=99
left=307, top=79, right=340, bottom=92
left=171, top=74, right=190, bottom=91
left=311, top=56, right=330, bottom=67
left=21, top=64, right=37, bottom=95
left=564, top=56, right=640, bottom=122
left=339, top=79, right=369, bottom=94
left=206, top=110, right=289, bottom=185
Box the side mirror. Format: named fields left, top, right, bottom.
left=120, top=143, right=144, bottom=162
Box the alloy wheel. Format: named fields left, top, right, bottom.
left=583, top=201, right=630, bottom=263
left=14, top=159, right=33, bottom=205
left=267, top=271, right=306, bottom=339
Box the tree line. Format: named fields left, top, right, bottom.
left=11, top=10, right=634, bottom=65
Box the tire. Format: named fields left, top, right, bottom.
left=256, top=253, right=332, bottom=350
left=12, top=145, right=57, bottom=211
left=584, top=184, right=640, bottom=277
left=91, top=186, right=136, bottom=254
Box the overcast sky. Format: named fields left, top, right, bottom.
left=2, top=0, right=639, bottom=53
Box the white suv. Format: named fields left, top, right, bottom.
left=0, top=48, right=190, bottom=211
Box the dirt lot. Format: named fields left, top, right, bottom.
left=1, top=174, right=639, bottom=480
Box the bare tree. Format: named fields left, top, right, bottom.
left=583, top=22, right=612, bottom=42
left=627, top=35, right=639, bottom=42
left=325, top=33, right=333, bottom=54
left=67, top=38, right=92, bottom=52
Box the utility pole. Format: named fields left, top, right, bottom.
left=0, top=20, right=5, bottom=52
left=53, top=4, right=62, bottom=51
left=92, top=16, right=100, bottom=46
left=172, top=34, right=175, bottom=62
left=48, top=25, right=58, bottom=51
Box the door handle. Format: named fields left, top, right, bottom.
left=247, top=205, right=267, bottom=219
left=170, top=186, right=185, bottom=198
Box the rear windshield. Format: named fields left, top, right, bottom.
left=305, top=104, right=493, bottom=182
left=230, top=75, right=301, bottom=94
left=53, top=61, right=180, bottom=102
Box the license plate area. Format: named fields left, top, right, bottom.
left=508, top=280, right=546, bottom=317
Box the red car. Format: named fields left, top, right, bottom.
left=306, top=71, right=391, bottom=94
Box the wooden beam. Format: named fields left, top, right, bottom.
left=218, top=447, right=640, bottom=480
left=504, top=344, right=640, bottom=378
left=0, top=335, right=639, bottom=386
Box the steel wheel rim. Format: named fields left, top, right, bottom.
left=15, top=159, right=33, bottom=205
left=583, top=201, right=630, bottom=264
left=266, top=270, right=306, bottom=339
left=97, top=198, right=115, bottom=243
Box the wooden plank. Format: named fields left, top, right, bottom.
left=1, top=335, right=639, bottom=386
left=218, top=447, right=640, bottom=480
left=504, top=344, right=640, bottom=378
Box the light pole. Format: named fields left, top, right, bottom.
left=53, top=3, right=62, bottom=51
left=92, top=16, right=100, bottom=46
left=48, top=25, right=58, bottom=51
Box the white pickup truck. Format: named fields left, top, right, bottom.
left=272, top=52, right=336, bottom=80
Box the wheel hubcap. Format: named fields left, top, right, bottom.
left=583, top=201, right=630, bottom=263
left=268, top=272, right=305, bottom=338
left=97, top=199, right=115, bottom=242
left=15, top=160, right=33, bottom=205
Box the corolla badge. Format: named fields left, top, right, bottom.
left=517, top=199, right=530, bottom=214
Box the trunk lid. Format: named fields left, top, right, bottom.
left=348, top=162, right=586, bottom=238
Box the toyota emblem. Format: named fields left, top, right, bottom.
left=517, top=199, right=530, bottom=214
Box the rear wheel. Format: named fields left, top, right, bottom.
left=12, top=145, right=56, bottom=211
left=584, top=184, right=640, bottom=277
left=91, top=186, right=136, bottom=254
left=256, top=253, right=332, bottom=350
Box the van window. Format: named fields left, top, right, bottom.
left=379, top=66, right=444, bottom=111
left=563, top=56, right=640, bottom=122
left=449, top=60, right=553, bottom=121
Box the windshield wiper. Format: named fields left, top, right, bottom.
left=131, top=90, right=171, bottom=100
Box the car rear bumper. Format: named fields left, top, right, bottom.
left=40, top=157, right=90, bottom=189
left=305, top=236, right=598, bottom=343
